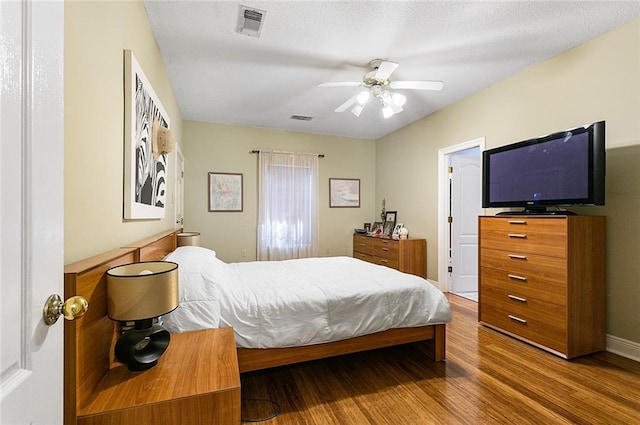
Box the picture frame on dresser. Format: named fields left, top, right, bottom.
left=383, top=211, right=397, bottom=236
left=371, top=222, right=383, bottom=235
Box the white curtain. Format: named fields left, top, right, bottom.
left=257, top=151, right=320, bottom=261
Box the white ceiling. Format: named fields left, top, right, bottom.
left=143, top=1, right=640, bottom=140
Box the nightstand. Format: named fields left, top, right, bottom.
left=77, top=327, right=240, bottom=425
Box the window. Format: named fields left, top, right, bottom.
left=257, top=151, right=319, bottom=260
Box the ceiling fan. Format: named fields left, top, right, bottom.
left=318, top=59, right=443, bottom=118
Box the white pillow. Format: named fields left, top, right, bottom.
left=162, top=246, right=224, bottom=332
left=164, top=245, right=216, bottom=266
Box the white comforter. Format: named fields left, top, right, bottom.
left=163, top=246, right=452, bottom=349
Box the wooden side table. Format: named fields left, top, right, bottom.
left=77, top=328, right=240, bottom=425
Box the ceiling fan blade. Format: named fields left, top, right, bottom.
left=318, top=82, right=362, bottom=88
left=389, top=80, right=444, bottom=90
left=374, top=61, right=399, bottom=81
left=334, top=94, right=359, bottom=113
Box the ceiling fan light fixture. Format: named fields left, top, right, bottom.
left=392, top=93, right=406, bottom=107
left=319, top=59, right=440, bottom=119
left=357, top=91, right=370, bottom=105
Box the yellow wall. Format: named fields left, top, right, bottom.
left=376, top=19, right=640, bottom=343
left=65, top=0, right=183, bottom=263
left=182, top=122, right=375, bottom=262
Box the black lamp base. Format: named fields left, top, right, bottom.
left=115, top=324, right=171, bottom=371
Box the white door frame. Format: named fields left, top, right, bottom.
left=437, top=137, right=485, bottom=292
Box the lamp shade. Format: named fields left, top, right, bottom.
left=151, top=118, right=176, bottom=160
left=106, top=261, right=179, bottom=322
left=177, top=232, right=201, bottom=247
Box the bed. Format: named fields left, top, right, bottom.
left=64, top=229, right=450, bottom=423
left=162, top=246, right=451, bottom=364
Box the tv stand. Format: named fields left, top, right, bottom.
left=497, top=207, right=576, bottom=216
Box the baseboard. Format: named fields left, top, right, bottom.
left=606, top=334, right=640, bottom=362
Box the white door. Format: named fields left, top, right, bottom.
left=1, top=1, right=65, bottom=423
left=449, top=150, right=482, bottom=294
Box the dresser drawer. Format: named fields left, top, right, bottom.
left=480, top=266, right=566, bottom=306
left=480, top=217, right=567, bottom=258
left=373, top=238, right=399, bottom=259
left=353, top=235, right=374, bottom=255
left=354, top=251, right=374, bottom=263
left=480, top=248, right=567, bottom=285
left=480, top=286, right=567, bottom=353
left=373, top=255, right=399, bottom=269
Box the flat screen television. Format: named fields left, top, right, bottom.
left=482, top=121, right=605, bottom=215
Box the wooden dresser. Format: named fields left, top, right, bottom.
left=353, top=234, right=426, bottom=278
left=478, top=215, right=606, bottom=359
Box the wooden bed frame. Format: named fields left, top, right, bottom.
left=64, top=229, right=446, bottom=423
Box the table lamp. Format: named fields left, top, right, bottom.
left=107, top=261, right=179, bottom=371
left=177, top=231, right=201, bottom=247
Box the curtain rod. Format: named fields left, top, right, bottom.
left=250, top=149, right=324, bottom=158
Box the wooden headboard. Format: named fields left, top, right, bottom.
left=63, top=229, right=180, bottom=425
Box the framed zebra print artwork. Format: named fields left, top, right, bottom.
left=123, top=49, right=170, bottom=219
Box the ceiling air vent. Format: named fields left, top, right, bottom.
left=290, top=115, right=313, bottom=121
left=237, top=6, right=266, bottom=38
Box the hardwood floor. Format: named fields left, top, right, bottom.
left=240, top=294, right=640, bottom=424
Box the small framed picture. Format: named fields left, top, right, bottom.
left=392, top=223, right=404, bottom=238
left=364, top=222, right=371, bottom=232
left=208, top=172, right=243, bottom=212
left=371, top=221, right=383, bottom=235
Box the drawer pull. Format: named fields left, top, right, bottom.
left=508, top=220, right=527, bottom=224
left=508, top=294, right=527, bottom=303
left=508, top=254, right=527, bottom=260
left=508, top=233, right=527, bottom=238
left=508, top=315, right=527, bottom=324
left=508, top=274, right=527, bottom=281
left=380, top=259, right=389, bottom=263
left=382, top=248, right=389, bottom=251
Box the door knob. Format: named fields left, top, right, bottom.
left=43, top=294, right=88, bottom=325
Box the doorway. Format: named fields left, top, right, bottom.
left=437, top=138, right=484, bottom=301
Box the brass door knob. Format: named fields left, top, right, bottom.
left=43, top=294, right=89, bottom=325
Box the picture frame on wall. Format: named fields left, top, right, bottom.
left=208, top=172, right=243, bottom=212
left=329, top=178, right=360, bottom=208
left=123, top=49, right=170, bottom=219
